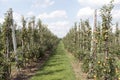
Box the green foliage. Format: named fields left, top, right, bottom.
left=0, top=9, right=59, bottom=79
left=63, top=1, right=120, bottom=80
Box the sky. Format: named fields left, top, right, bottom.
left=0, top=0, right=120, bottom=38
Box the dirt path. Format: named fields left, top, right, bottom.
left=66, top=51, right=87, bottom=80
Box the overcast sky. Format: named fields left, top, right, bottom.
left=0, top=0, right=120, bottom=38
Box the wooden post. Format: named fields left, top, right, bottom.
left=88, top=9, right=97, bottom=79
left=9, top=8, right=19, bottom=73
left=93, top=9, right=97, bottom=60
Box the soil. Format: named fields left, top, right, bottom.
left=11, top=51, right=51, bottom=80
left=66, top=51, right=87, bottom=80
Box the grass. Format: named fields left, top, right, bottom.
left=117, top=59, right=120, bottom=78
left=30, top=41, right=76, bottom=80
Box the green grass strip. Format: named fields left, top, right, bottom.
left=31, top=41, right=76, bottom=80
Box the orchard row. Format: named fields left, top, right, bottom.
left=63, top=1, right=120, bottom=80
left=0, top=8, right=59, bottom=80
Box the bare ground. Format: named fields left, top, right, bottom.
left=66, top=51, right=87, bottom=80
left=11, top=51, right=51, bottom=80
